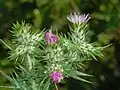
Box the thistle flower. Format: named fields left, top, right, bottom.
left=50, top=71, right=63, bottom=83
left=67, top=12, right=90, bottom=24
left=45, top=31, right=59, bottom=44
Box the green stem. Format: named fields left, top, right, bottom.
left=55, top=83, right=59, bottom=90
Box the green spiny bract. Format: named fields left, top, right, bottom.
left=9, top=22, right=43, bottom=70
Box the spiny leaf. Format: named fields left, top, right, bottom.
left=0, top=39, right=12, bottom=50
left=27, top=54, right=33, bottom=71
left=43, top=79, right=51, bottom=90
left=0, top=86, right=17, bottom=89
left=0, top=71, right=13, bottom=83
left=70, top=74, right=92, bottom=84
left=65, top=70, right=92, bottom=83
left=74, top=70, right=93, bottom=77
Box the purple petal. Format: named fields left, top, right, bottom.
left=50, top=71, right=63, bottom=83
left=67, top=12, right=90, bottom=24
left=45, top=32, right=59, bottom=44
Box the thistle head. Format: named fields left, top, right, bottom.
left=50, top=71, right=63, bottom=83
left=67, top=12, right=90, bottom=24
left=45, top=31, right=59, bottom=44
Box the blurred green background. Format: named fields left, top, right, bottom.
left=0, top=0, right=120, bottom=90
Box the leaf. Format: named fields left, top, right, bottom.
left=0, top=70, right=20, bottom=89
left=43, top=79, right=51, bottom=90
left=0, top=39, right=12, bottom=50
left=40, top=76, right=48, bottom=86
left=71, top=75, right=92, bottom=83
left=0, top=70, right=13, bottom=83
left=27, top=54, right=33, bottom=70
left=65, top=70, right=92, bottom=83
left=0, top=86, right=16, bottom=89
left=10, top=74, right=21, bottom=89
left=74, top=70, right=93, bottom=77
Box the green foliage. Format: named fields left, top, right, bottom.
left=1, top=0, right=120, bottom=90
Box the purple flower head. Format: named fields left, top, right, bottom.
left=50, top=71, right=63, bottom=83
left=45, top=31, right=59, bottom=44
left=67, top=12, right=90, bottom=24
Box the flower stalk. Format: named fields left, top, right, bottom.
left=55, top=83, right=59, bottom=90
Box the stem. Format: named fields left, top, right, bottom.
left=55, top=83, right=59, bottom=90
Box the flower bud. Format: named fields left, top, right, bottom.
left=45, top=31, right=59, bottom=44
left=49, top=71, right=63, bottom=83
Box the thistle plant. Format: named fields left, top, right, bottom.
left=0, top=12, right=105, bottom=90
